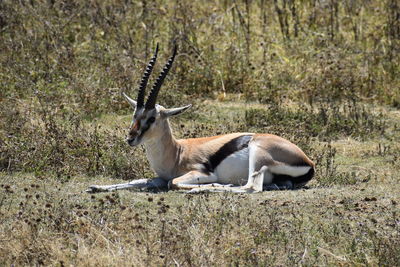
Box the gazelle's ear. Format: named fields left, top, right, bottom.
left=160, top=104, right=192, bottom=118
left=122, top=92, right=137, bottom=108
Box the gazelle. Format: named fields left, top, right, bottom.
left=87, top=44, right=315, bottom=194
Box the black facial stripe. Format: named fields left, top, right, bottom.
left=147, top=117, right=155, bottom=124
left=138, top=123, right=151, bottom=139
left=203, top=135, right=252, bottom=173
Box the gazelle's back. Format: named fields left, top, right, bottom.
left=177, top=132, right=314, bottom=186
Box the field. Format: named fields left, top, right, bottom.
left=1, top=0, right=400, bottom=266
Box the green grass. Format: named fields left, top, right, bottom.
left=1, top=0, right=400, bottom=265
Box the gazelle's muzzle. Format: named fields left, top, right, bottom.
left=126, top=120, right=141, bottom=146
left=126, top=136, right=139, bottom=147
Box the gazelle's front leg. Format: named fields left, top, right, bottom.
left=168, top=171, right=223, bottom=190
left=86, top=178, right=168, bottom=193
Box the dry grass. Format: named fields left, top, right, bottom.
left=0, top=169, right=399, bottom=266
left=1, top=100, right=400, bottom=266
left=1, top=0, right=400, bottom=265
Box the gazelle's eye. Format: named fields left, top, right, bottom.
left=147, top=117, right=156, bottom=124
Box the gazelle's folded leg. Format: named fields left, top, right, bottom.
left=168, top=171, right=219, bottom=190
left=86, top=178, right=168, bottom=193
left=188, top=166, right=267, bottom=194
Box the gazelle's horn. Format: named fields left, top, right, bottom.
left=145, top=45, right=177, bottom=110
left=137, top=43, right=159, bottom=108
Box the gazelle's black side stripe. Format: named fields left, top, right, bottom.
left=203, top=135, right=252, bottom=173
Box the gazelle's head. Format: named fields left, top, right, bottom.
left=123, top=44, right=191, bottom=147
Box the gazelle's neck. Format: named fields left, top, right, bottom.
left=143, top=119, right=180, bottom=179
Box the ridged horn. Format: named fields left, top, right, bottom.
left=145, top=45, right=177, bottom=110
left=137, top=43, right=159, bottom=108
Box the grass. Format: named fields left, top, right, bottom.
left=1, top=100, right=399, bottom=266
left=0, top=169, right=399, bottom=266
left=1, top=0, right=400, bottom=265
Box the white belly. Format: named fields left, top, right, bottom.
left=215, top=148, right=249, bottom=185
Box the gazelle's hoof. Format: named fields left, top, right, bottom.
left=86, top=185, right=108, bottom=193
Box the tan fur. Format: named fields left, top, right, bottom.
left=251, top=134, right=315, bottom=167
left=173, top=133, right=313, bottom=176
left=143, top=124, right=314, bottom=182
left=175, top=133, right=253, bottom=175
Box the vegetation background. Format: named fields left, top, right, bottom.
left=0, top=0, right=399, bottom=266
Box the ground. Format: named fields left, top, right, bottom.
left=1, top=100, right=399, bottom=266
